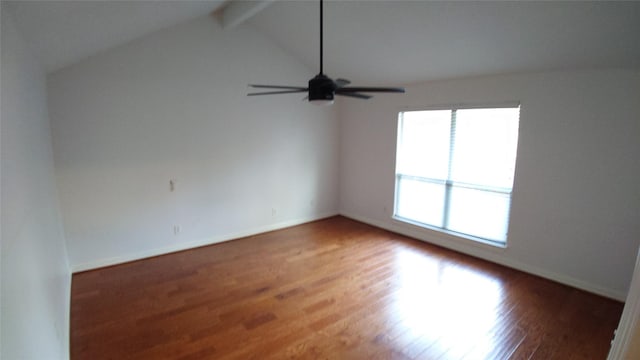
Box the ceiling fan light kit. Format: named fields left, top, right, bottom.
left=248, top=0, right=405, bottom=103
left=308, top=74, right=336, bottom=105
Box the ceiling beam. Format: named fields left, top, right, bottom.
left=219, top=0, right=276, bottom=29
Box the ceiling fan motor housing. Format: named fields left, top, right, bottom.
left=308, top=74, right=336, bottom=101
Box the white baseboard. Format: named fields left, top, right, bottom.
left=340, top=211, right=626, bottom=302
left=70, top=210, right=625, bottom=301
left=71, top=212, right=339, bottom=273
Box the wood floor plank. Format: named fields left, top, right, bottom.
left=71, top=216, right=623, bottom=359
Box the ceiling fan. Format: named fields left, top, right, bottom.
left=248, top=0, right=405, bottom=104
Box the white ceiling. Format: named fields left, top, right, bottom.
left=4, top=0, right=226, bottom=72
left=249, top=1, right=640, bottom=85
left=5, top=0, right=640, bottom=84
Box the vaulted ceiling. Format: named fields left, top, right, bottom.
left=4, top=0, right=227, bottom=72
left=5, top=0, right=640, bottom=85
left=250, top=1, right=640, bottom=85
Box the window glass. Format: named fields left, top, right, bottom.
left=394, top=106, right=520, bottom=245
left=396, top=110, right=451, bottom=179
left=396, top=178, right=446, bottom=227
left=447, top=186, right=512, bottom=242
left=451, top=108, right=519, bottom=188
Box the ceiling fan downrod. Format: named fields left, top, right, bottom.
left=319, top=0, right=323, bottom=75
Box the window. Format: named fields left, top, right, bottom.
left=394, top=106, right=520, bottom=245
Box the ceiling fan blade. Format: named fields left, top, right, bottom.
left=337, top=86, right=406, bottom=93
left=249, top=84, right=307, bottom=90
left=335, top=78, right=351, bottom=88
left=248, top=90, right=308, bottom=96
left=335, top=92, right=371, bottom=100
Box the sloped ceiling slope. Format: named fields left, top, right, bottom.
left=4, top=0, right=226, bottom=72
left=4, top=1, right=640, bottom=82
left=249, top=1, right=640, bottom=85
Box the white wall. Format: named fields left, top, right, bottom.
left=339, top=69, right=640, bottom=300
left=47, top=16, right=339, bottom=271
left=1, top=8, right=71, bottom=360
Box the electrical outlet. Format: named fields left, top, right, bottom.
left=173, top=225, right=181, bottom=235
left=271, top=208, right=277, bottom=217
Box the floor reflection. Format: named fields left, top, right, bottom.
left=391, top=247, right=505, bottom=358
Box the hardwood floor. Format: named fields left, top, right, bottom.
left=71, top=216, right=623, bottom=359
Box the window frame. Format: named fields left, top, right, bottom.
left=392, top=103, right=520, bottom=248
